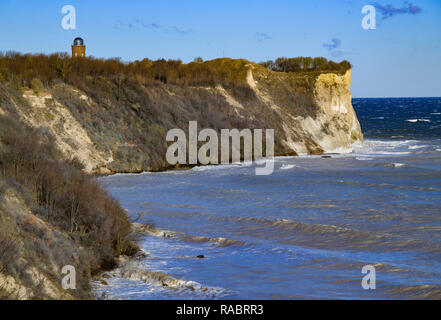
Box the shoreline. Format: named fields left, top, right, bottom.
left=92, top=140, right=441, bottom=299
left=93, top=136, right=441, bottom=178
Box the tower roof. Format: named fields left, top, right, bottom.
left=73, top=37, right=84, bottom=46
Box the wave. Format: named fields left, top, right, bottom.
left=386, top=284, right=441, bottom=299
left=178, top=235, right=246, bottom=247
left=133, top=222, right=246, bottom=247
left=191, top=162, right=251, bottom=172
left=355, top=157, right=373, bottom=161
left=408, top=145, right=428, bottom=150
left=382, top=162, right=406, bottom=168
left=393, top=163, right=405, bottom=168
left=116, top=269, right=227, bottom=296
left=356, top=140, right=417, bottom=149
left=406, top=119, right=431, bottom=123
left=133, top=222, right=179, bottom=238
left=212, top=216, right=386, bottom=248
left=351, top=139, right=434, bottom=157
left=224, top=216, right=375, bottom=236
left=280, top=164, right=297, bottom=170
left=375, top=151, right=411, bottom=155
left=95, top=256, right=230, bottom=299
left=211, top=216, right=441, bottom=253
left=109, top=171, right=152, bottom=177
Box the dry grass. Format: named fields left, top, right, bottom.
left=0, top=53, right=251, bottom=90
left=0, top=114, right=138, bottom=299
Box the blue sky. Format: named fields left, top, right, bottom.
left=0, top=0, right=440, bottom=97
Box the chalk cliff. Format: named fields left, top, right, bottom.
left=247, top=65, right=362, bottom=155
left=0, top=58, right=362, bottom=173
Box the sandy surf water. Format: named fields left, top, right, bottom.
left=95, top=98, right=441, bottom=299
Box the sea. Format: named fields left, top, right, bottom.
left=94, top=97, right=441, bottom=299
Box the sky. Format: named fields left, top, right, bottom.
left=0, top=0, right=440, bottom=97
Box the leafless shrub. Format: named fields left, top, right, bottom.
left=0, top=114, right=137, bottom=282
left=0, top=232, right=22, bottom=300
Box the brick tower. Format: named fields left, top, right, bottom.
left=72, top=37, right=86, bottom=57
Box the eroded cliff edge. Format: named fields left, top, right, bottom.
left=0, top=58, right=363, bottom=174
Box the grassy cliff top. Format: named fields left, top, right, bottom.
left=0, top=52, right=350, bottom=90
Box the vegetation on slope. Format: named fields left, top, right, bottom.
left=0, top=52, right=252, bottom=89
left=259, top=57, right=351, bottom=74
left=0, top=114, right=138, bottom=299
left=0, top=52, right=349, bottom=88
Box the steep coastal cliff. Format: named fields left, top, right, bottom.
left=0, top=58, right=362, bottom=173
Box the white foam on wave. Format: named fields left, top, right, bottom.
left=358, top=140, right=440, bottom=156
left=191, top=159, right=272, bottom=172
left=408, top=145, right=427, bottom=150
left=95, top=263, right=230, bottom=299
left=352, top=139, right=419, bottom=157
left=192, top=165, right=218, bottom=172
left=192, top=163, right=243, bottom=172
left=392, top=163, right=405, bottom=168
left=280, top=164, right=297, bottom=170
left=406, top=119, right=430, bottom=123
left=355, top=157, right=374, bottom=161
left=376, top=151, right=411, bottom=155
left=112, top=171, right=152, bottom=177
left=363, top=140, right=417, bottom=147
left=97, top=171, right=152, bottom=182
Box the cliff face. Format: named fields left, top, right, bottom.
left=248, top=66, right=362, bottom=155
left=0, top=59, right=362, bottom=173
